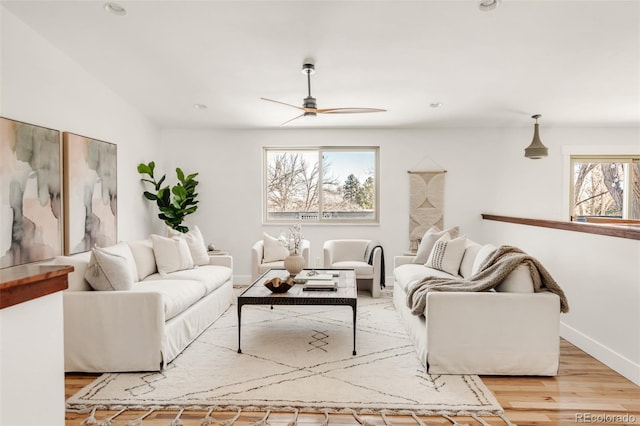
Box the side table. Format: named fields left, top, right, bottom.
left=208, top=249, right=229, bottom=256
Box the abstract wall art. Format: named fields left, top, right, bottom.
left=63, top=133, right=117, bottom=255
left=0, top=117, right=62, bottom=268
left=409, top=171, right=446, bottom=250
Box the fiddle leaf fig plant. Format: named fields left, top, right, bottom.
left=137, top=161, right=199, bottom=233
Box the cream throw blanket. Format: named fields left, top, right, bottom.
left=406, top=245, right=569, bottom=315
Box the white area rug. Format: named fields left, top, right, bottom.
left=67, top=293, right=503, bottom=416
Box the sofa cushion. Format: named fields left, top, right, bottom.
left=425, top=235, right=467, bottom=276
left=412, top=226, right=459, bottom=264
left=495, top=264, right=535, bottom=293
left=151, top=234, right=194, bottom=275
left=330, top=261, right=373, bottom=276
left=84, top=246, right=135, bottom=291
left=101, top=242, right=140, bottom=283
left=131, top=279, right=206, bottom=321
left=128, top=239, right=157, bottom=280
left=471, top=244, right=497, bottom=276
left=55, top=251, right=92, bottom=291
left=145, top=265, right=232, bottom=294
left=168, top=226, right=209, bottom=266
left=263, top=232, right=289, bottom=263
left=459, top=240, right=482, bottom=279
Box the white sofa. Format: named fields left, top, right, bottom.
left=393, top=239, right=561, bottom=376
left=55, top=240, right=233, bottom=372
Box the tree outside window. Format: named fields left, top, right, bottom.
left=571, top=156, right=640, bottom=221
left=264, top=147, right=379, bottom=223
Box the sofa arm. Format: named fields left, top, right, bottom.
left=208, top=254, right=233, bottom=269
left=394, top=256, right=415, bottom=267
left=63, top=291, right=165, bottom=372
left=425, top=291, right=560, bottom=375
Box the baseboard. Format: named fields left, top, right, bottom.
left=560, top=321, right=640, bottom=386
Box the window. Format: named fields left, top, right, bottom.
left=570, top=155, right=640, bottom=221
left=264, top=147, right=379, bottom=224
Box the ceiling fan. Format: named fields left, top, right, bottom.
left=261, top=62, right=386, bottom=126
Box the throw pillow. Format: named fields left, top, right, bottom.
left=150, top=234, right=195, bottom=275
left=127, top=239, right=157, bottom=280
left=412, top=226, right=460, bottom=264
left=262, top=232, right=289, bottom=263
left=84, top=246, right=135, bottom=291
left=425, top=234, right=467, bottom=276
left=168, top=226, right=209, bottom=266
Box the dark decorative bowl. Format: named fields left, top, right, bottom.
left=264, top=276, right=294, bottom=293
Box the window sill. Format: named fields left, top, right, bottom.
left=481, top=214, right=640, bottom=240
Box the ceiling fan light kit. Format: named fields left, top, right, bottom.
left=261, top=61, right=386, bottom=125
left=524, top=114, right=549, bottom=159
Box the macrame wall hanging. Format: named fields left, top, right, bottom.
left=408, top=170, right=446, bottom=251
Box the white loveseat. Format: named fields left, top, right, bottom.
left=393, top=239, right=561, bottom=376
left=55, top=239, right=233, bottom=372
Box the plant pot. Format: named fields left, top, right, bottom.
left=284, top=253, right=306, bottom=276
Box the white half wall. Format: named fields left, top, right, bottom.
left=0, top=7, right=159, bottom=242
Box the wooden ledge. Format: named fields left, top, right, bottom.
left=0, top=264, right=73, bottom=309
left=482, top=214, right=640, bottom=240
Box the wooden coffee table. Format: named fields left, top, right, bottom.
left=237, top=269, right=357, bottom=355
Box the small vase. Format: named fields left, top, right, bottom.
left=284, top=253, right=306, bottom=277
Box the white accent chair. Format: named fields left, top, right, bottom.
left=251, top=239, right=311, bottom=281
left=323, top=239, right=382, bottom=298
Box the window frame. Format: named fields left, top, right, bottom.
left=262, top=146, right=380, bottom=225
left=569, top=154, right=640, bottom=221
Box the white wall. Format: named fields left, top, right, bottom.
left=0, top=8, right=160, bottom=242
left=159, top=128, right=504, bottom=282
left=161, top=126, right=640, bottom=385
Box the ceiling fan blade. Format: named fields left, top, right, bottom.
left=280, top=113, right=305, bottom=126
left=316, top=107, right=387, bottom=114
left=261, top=97, right=304, bottom=111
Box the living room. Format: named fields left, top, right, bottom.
left=1, top=1, right=639, bottom=425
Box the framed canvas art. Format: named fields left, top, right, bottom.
left=0, top=117, right=62, bottom=268
left=63, top=133, right=117, bottom=255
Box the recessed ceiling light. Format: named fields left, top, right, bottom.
left=104, top=2, right=127, bottom=16
left=193, top=104, right=208, bottom=110
left=430, top=102, right=443, bottom=108
left=479, top=0, right=500, bottom=12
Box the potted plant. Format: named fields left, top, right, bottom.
left=137, top=161, right=199, bottom=233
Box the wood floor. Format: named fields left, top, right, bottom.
left=65, top=339, right=640, bottom=426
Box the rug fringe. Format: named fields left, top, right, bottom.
left=98, top=408, right=125, bottom=426
left=351, top=410, right=376, bottom=426
left=81, top=407, right=98, bottom=425
left=221, top=407, right=242, bottom=426
left=169, top=408, right=184, bottom=426
left=498, top=413, right=517, bottom=426
left=287, top=409, right=299, bottom=426
left=127, top=408, right=155, bottom=426
left=411, top=412, right=426, bottom=426
left=381, top=410, right=393, bottom=426
left=254, top=409, right=271, bottom=426
left=442, top=414, right=469, bottom=426
left=322, top=409, right=330, bottom=426
left=470, top=414, right=490, bottom=426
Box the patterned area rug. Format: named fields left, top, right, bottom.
left=67, top=292, right=503, bottom=417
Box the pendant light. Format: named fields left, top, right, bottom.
left=524, top=114, right=548, bottom=159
